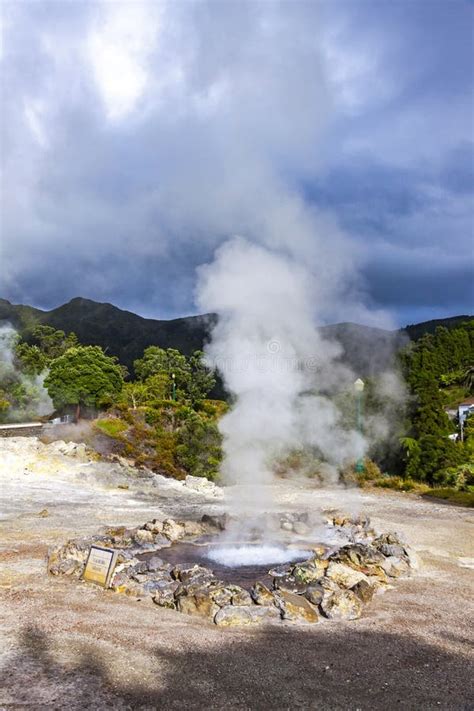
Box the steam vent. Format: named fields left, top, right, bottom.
left=49, top=512, right=415, bottom=626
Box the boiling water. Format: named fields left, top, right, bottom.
left=142, top=541, right=311, bottom=588
left=206, top=544, right=311, bottom=567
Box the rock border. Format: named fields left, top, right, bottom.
left=48, top=513, right=415, bottom=626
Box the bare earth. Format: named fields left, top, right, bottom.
left=0, top=437, right=473, bottom=710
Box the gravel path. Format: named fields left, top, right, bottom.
left=0, top=438, right=473, bottom=710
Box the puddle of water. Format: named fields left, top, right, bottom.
left=140, top=540, right=310, bottom=589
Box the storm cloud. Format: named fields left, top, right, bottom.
left=1, top=0, right=472, bottom=325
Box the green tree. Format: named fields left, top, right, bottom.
left=118, top=374, right=170, bottom=410
left=30, top=325, right=78, bottom=360
left=134, top=346, right=190, bottom=395
left=400, top=349, right=465, bottom=481
left=461, top=366, right=474, bottom=393
left=175, top=411, right=223, bottom=479
left=407, top=434, right=463, bottom=483
left=45, top=346, right=123, bottom=419
left=15, top=325, right=78, bottom=375
left=15, top=343, right=47, bottom=376
left=134, top=346, right=215, bottom=404
left=187, top=351, right=216, bottom=404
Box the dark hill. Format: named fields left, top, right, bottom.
left=319, top=322, right=407, bottom=378
left=403, top=315, right=473, bottom=341
left=0, top=297, right=471, bottom=377
left=0, top=297, right=217, bottom=372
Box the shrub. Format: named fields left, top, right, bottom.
left=433, top=462, right=474, bottom=490
left=423, top=488, right=474, bottom=508
left=175, top=413, right=223, bottom=480
left=95, top=418, right=128, bottom=439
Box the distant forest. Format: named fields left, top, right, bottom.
left=1, top=298, right=473, bottom=499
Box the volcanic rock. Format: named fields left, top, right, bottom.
left=183, top=520, right=205, bottom=537
left=293, top=559, right=327, bottom=584
left=144, top=520, right=164, bottom=534
left=251, top=581, right=278, bottom=606
left=177, top=590, right=219, bottom=619
left=320, top=589, right=363, bottom=620
left=380, top=556, right=410, bottom=578
left=335, top=543, right=385, bottom=568
left=325, top=562, right=368, bottom=589
left=201, top=513, right=227, bottom=531
left=374, top=532, right=402, bottom=545
left=230, top=586, right=253, bottom=606
left=119, top=581, right=146, bottom=597
left=178, top=565, right=214, bottom=583
left=153, top=581, right=179, bottom=609
left=184, top=475, right=223, bottom=498
left=57, top=559, right=78, bottom=575
left=305, top=584, right=324, bottom=606
left=268, top=564, right=290, bottom=578
left=162, top=519, right=185, bottom=541
left=133, top=529, right=154, bottom=546
left=311, top=544, right=330, bottom=558
left=277, top=590, right=319, bottom=623
left=214, top=605, right=281, bottom=627
left=207, top=587, right=233, bottom=607
left=131, top=561, right=148, bottom=575
left=274, top=575, right=307, bottom=594
left=146, top=556, right=164, bottom=572
left=109, top=570, right=132, bottom=592
left=153, top=533, right=172, bottom=548
left=379, top=543, right=406, bottom=558
left=48, top=541, right=88, bottom=577
left=352, top=579, right=375, bottom=603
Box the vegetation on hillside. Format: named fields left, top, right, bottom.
left=45, top=346, right=124, bottom=419
left=0, top=315, right=473, bottom=501
left=398, top=322, right=474, bottom=486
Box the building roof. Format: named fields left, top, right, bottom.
left=458, top=397, right=474, bottom=407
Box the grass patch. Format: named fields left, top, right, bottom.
left=95, top=417, right=128, bottom=438
left=367, top=475, right=474, bottom=507
left=370, top=476, right=429, bottom=493
left=422, top=488, right=474, bottom=508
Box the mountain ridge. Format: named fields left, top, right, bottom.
left=1, top=297, right=472, bottom=377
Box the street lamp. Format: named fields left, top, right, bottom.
left=354, top=378, right=365, bottom=473
left=171, top=372, right=176, bottom=402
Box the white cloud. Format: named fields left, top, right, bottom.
left=1, top=0, right=472, bottom=322
left=87, top=1, right=164, bottom=120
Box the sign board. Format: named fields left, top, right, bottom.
left=82, top=545, right=118, bottom=588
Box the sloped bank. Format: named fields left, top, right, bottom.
left=48, top=512, right=416, bottom=626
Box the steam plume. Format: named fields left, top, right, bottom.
left=0, top=324, right=53, bottom=421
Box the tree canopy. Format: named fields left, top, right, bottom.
left=400, top=321, right=474, bottom=483
left=134, top=346, right=215, bottom=404
left=45, top=345, right=124, bottom=415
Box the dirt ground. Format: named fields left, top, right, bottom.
left=0, top=439, right=473, bottom=710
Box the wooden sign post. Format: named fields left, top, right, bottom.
left=82, top=545, right=118, bottom=588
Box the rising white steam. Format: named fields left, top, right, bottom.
left=196, top=237, right=372, bottom=548
left=197, top=235, right=406, bottom=565
left=0, top=324, right=53, bottom=421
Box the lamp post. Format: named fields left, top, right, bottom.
left=354, top=378, right=365, bottom=473
left=171, top=372, right=176, bottom=402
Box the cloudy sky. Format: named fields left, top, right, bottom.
left=1, top=0, right=473, bottom=326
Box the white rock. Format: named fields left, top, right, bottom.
left=163, top=519, right=185, bottom=541
left=133, top=529, right=154, bottom=545
left=184, top=475, right=223, bottom=499
left=293, top=521, right=310, bottom=536
left=325, top=562, right=368, bottom=589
